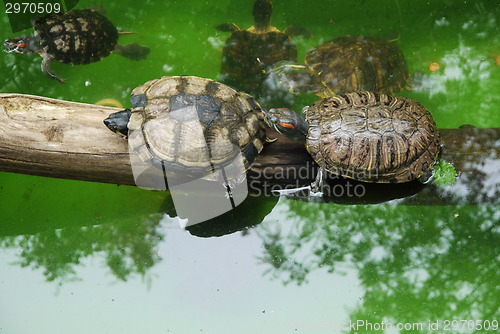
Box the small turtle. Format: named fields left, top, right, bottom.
left=264, top=91, right=441, bottom=193
left=104, top=76, right=269, bottom=178
left=269, top=35, right=409, bottom=97
left=4, top=9, right=150, bottom=83
left=217, top=0, right=310, bottom=94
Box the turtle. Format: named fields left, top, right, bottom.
left=103, top=76, right=269, bottom=180
left=268, top=35, right=410, bottom=98
left=216, top=0, right=310, bottom=94
left=264, top=91, right=441, bottom=193
left=4, top=9, right=150, bottom=83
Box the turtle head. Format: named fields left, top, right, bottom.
left=103, top=109, right=132, bottom=137
left=263, top=108, right=308, bottom=141
left=3, top=36, right=39, bottom=54
left=253, top=0, right=273, bottom=30
left=266, top=61, right=315, bottom=95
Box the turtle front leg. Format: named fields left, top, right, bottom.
left=41, top=53, right=64, bottom=83
left=310, top=167, right=327, bottom=196
left=283, top=25, right=312, bottom=38
left=215, top=23, right=240, bottom=32
left=114, top=44, right=150, bottom=61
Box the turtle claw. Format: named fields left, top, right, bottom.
left=271, top=185, right=311, bottom=195
left=309, top=182, right=324, bottom=197
left=265, top=136, right=278, bottom=143
left=271, top=185, right=323, bottom=198
left=308, top=188, right=324, bottom=197
left=41, top=54, right=64, bottom=83
left=309, top=167, right=327, bottom=197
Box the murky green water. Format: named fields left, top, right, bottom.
left=0, top=1, right=499, bottom=333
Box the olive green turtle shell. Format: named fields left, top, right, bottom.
left=305, top=36, right=410, bottom=97
left=305, top=91, right=440, bottom=183
left=127, top=76, right=268, bottom=175
left=220, top=30, right=297, bottom=93
left=34, top=9, right=118, bottom=64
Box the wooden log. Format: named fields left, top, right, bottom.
left=0, top=93, right=498, bottom=204
left=0, top=93, right=134, bottom=185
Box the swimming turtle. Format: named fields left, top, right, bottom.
left=4, top=9, right=150, bottom=83
left=103, top=76, right=269, bottom=178
left=217, top=0, right=310, bottom=93
left=269, top=35, right=409, bottom=97
left=264, top=91, right=441, bottom=193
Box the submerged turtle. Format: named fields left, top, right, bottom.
left=104, top=76, right=269, bottom=178
left=217, top=0, right=310, bottom=94
left=4, top=9, right=150, bottom=83
left=269, top=35, right=409, bottom=97
left=264, top=91, right=441, bottom=192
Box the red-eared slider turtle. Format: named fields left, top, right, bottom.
left=4, top=9, right=150, bottom=83
left=270, top=35, right=409, bottom=97
left=217, top=0, right=310, bottom=93
left=103, top=76, right=269, bottom=177
left=264, top=91, right=440, bottom=192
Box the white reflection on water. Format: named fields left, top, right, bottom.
left=441, top=157, right=500, bottom=203
left=434, top=17, right=449, bottom=27
left=207, top=36, right=225, bottom=49
left=413, top=41, right=493, bottom=98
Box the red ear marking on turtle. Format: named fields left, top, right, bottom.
left=16, top=43, right=26, bottom=48
left=279, top=122, right=295, bottom=129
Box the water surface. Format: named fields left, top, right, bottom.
left=0, top=1, right=499, bottom=333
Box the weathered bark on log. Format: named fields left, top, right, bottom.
left=0, top=93, right=498, bottom=204
left=0, top=93, right=134, bottom=185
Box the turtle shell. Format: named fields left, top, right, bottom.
left=220, top=30, right=297, bottom=93
left=127, top=76, right=268, bottom=175
left=33, top=9, right=118, bottom=64
left=305, top=91, right=440, bottom=183
left=305, top=36, right=409, bottom=97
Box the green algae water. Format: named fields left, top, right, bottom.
left=0, top=1, right=499, bottom=333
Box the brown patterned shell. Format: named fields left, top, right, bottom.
left=127, top=76, right=268, bottom=175
left=305, top=36, right=410, bottom=97
left=305, top=91, right=441, bottom=183
left=33, top=9, right=118, bottom=64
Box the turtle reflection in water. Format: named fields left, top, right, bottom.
left=217, top=0, right=310, bottom=94
left=103, top=76, right=270, bottom=183
left=4, top=9, right=150, bottom=83
left=268, top=35, right=410, bottom=97
left=264, top=91, right=441, bottom=194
